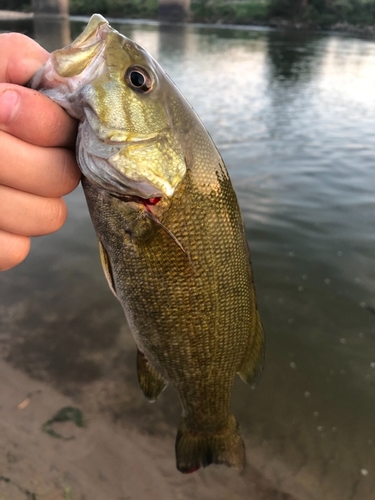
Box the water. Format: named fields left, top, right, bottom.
left=1, top=17, right=375, bottom=500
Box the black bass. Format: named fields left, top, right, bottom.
left=31, top=14, right=265, bottom=473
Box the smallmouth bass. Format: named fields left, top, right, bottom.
left=31, top=14, right=265, bottom=473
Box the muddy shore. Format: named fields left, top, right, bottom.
left=0, top=358, right=301, bottom=500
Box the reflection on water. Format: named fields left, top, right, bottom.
left=33, top=16, right=71, bottom=50
left=0, top=17, right=70, bottom=51
left=1, top=17, right=375, bottom=500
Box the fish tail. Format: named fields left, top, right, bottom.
left=175, top=414, right=245, bottom=473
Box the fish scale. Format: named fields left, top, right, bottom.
left=31, top=14, right=265, bottom=473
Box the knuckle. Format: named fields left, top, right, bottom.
left=39, top=100, right=77, bottom=148
left=60, top=150, right=81, bottom=192
left=44, top=198, right=67, bottom=233
left=44, top=109, right=64, bottom=142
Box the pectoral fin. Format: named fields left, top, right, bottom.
left=238, top=310, right=265, bottom=387
left=98, top=239, right=117, bottom=297
left=137, top=349, right=168, bottom=402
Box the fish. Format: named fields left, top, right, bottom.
left=30, top=14, right=265, bottom=473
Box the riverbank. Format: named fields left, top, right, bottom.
left=2, top=9, right=375, bottom=39
left=0, top=10, right=33, bottom=20
left=0, top=351, right=301, bottom=499
left=268, top=16, right=375, bottom=37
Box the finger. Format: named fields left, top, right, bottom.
left=0, top=185, right=67, bottom=237
left=0, top=85, right=78, bottom=148
left=0, top=33, right=79, bottom=149
left=0, top=33, right=49, bottom=84
left=0, top=130, right=80, bottom=197
left=0, top=229, right=30, bottom=271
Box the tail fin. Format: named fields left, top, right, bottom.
left=175, top=414, right=245, bottom=474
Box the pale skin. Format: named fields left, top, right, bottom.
left=0, top=33, right=80, bottom=271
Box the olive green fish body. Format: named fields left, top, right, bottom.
left=31, top=14, right=264, bottom=473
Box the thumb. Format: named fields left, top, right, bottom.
left=0, top=84, right=78, bottom=148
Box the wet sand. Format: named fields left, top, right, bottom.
left=0, top=359, right=299, bottom=500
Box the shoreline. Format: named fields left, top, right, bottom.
left=0, top=10, right=33, bottom=20
left=0, top=354, right=301, bottom=499
left=1, top=10, right=375, bottom=39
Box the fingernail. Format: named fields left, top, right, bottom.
left=0, top=89, right=21, bottom=125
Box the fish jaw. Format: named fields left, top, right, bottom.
left=30, top=13, right=187, bottom=200
left=30, top=14, right=111, bottom=119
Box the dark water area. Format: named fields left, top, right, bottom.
left=1, top=16, right=375, bottom=500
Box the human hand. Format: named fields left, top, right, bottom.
left=0, top=33, right=80, bottom=271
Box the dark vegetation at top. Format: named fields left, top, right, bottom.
left=268, top=0, right=375, bottom=27
left=3, top=0, right=375, bottom=29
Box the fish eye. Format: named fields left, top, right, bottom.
left=125, top=66, right=153, bottom=93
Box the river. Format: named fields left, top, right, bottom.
left=0, top=16, right=374, bottom=500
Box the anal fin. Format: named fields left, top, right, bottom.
left=238, top=310, right=265, bottom=387
left=137, top=349, right=167, bottom=402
